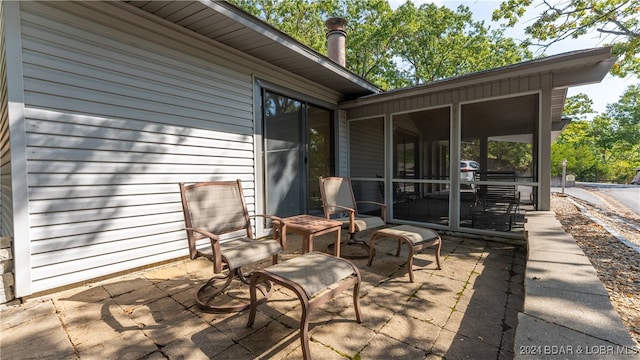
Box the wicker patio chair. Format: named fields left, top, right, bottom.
left=179, top=180, right=285, bottom=313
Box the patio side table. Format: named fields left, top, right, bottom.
left=283, top=214, right=342, bottom=257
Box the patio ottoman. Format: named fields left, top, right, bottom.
left=367, top=225, right=442, bottom=282
left=247, top=251, right=361, bottom=360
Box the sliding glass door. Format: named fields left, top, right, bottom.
left=263, top=90, right=333, bottom=217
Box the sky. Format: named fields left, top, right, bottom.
left=387, top=0, right=639, bottom=117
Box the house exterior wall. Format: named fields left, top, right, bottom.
left=0, top=0, right=8, bottom=238
left=0, top=1, right=16, bottom=305
left=1, top=0, right=28, bottom=305
left=5, top=1, right=343, bottom=297
left=346, top=75, right=551, bottom=119
left=337, top=109, right=348, bottom=176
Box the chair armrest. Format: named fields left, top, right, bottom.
left=185, top=227, right=223, bottom=273
left=186, top=227, right=220, bottom=241
left=330, top=204, right=356, bottom=212
left=356, top=200, right=386, bottom=208
left=320, top=205, right=356, bottom=232
left=250, top=214, right=287, bottom=251
left=356, top=201, right=387, bottom=222
left=321, top=204, right=356, bottom=215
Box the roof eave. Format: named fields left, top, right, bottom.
left=200, top=0, right=381, bottom=96
left=340, top=46, right=616, bottom=108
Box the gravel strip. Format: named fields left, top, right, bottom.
left=551, top=193, right=640, bottom=346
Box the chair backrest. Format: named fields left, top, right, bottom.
left=475, top=171, right=518, bottom=205
left=319, top=176, right=358, bottom=218
left=179, top=180, right=252, bottom=259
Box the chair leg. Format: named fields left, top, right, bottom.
left=248, top=270, right=315, bottom=360
left=196, top=271, right=234, bottom=312
left=247, top=272, right=260, bottom=327
left=367, top=233, right=381, bottom=266
left=198, top=268, right=272, bottom=313
left=353, top=279, right=362, bottom=323
left=330, top=232, right=373, bottom=260
left=434, top=240, right=442, bottom=270
left=406, top=244, right=416, bottom=283
left=299, top=301, right=312, bottom=360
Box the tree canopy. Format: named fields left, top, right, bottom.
left=230, top=0, right=638, bottom=183
left=552, top=85, right=640, bottom=182
left=230, top=0, right=531, bottom=89
left=493, top=0, right=640, bottom=77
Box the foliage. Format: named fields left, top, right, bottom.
left=393, top=2, right=530, bottom=85
left=492, top=0, right=640, bottom=77
left=230, top=0, right=638, bottom=183
left=551, top=126, right=605, bottom=179
left=461, top=140, right=533, bottom=173
left=552, top=85, right=640, bottom=182
left=562, top=93, right=595, bottom=121
left=230, top=0, right=531, bottom=89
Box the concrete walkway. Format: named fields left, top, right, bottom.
left=516, top=212, right=639, bottom=359
left=550, top=187, right=606, bottom=207
left=1, top=232, right=525, bottom=359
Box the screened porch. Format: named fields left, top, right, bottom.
left=347, top=94, right=541, bottom=238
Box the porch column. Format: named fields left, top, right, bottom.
left=539, top=89, right=552, bottom=211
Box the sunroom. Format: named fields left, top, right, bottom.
left=338, top=48, right=614, bottom=239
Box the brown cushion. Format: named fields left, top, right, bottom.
left=261, top=252, right=356, bottom=298
left=353, top=216, right=385, bottom=231
left=220, top=238, right=283, bottom=270
left=373, top=225, right=439, bottom=245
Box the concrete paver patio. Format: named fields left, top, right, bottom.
left=1, top=231, right=526, bottom=359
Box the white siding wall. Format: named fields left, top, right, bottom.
left=338, top=110, right=348, bottom=176
left=346, top=75, right=551, bottom=120
left=14, top=1, right=339, bottom=293
left=21, top=2, right=255, bottom=292
left=0, top=2, right=11, bottom=238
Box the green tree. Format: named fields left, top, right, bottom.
left=591, top=84, right=640, bottom=181
left=231, top=0, right=328, bottom=51
left=393, top=2, right=530, bottom=85
left=552, top=86, right=640, bottom=182
left=335, top=0, right=404, bottom=88
left=492, top=0, right=640, bottom=77
left=552, top=95, right=604, bottom=179
left=230, top=0, right=531, bottom=89
left=562, top=93, right=595, bottom=120
left=604, top=84, right=640, bottom=145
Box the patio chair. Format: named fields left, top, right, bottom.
left=472, top=171, right=521, bottom=231
left=319, top=176, right=386, bottom=258
left=179, top=180, right=285, bottom=313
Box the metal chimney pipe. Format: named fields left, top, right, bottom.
left=325, top=17, right=347, bottom=67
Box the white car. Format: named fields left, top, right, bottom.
left=460, top=160, right=480, bottom=182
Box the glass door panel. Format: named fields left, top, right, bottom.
left=392, top=108, right=450, bottom=226
left=264, top=92, right=304, bottom=217
left=460, top=94, right=539, bottom=233
left=307, top=105, right=333, bottom=215
left=264, top=91, right=333, bottom=217
left=349, top=118, right=385, bottom=215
